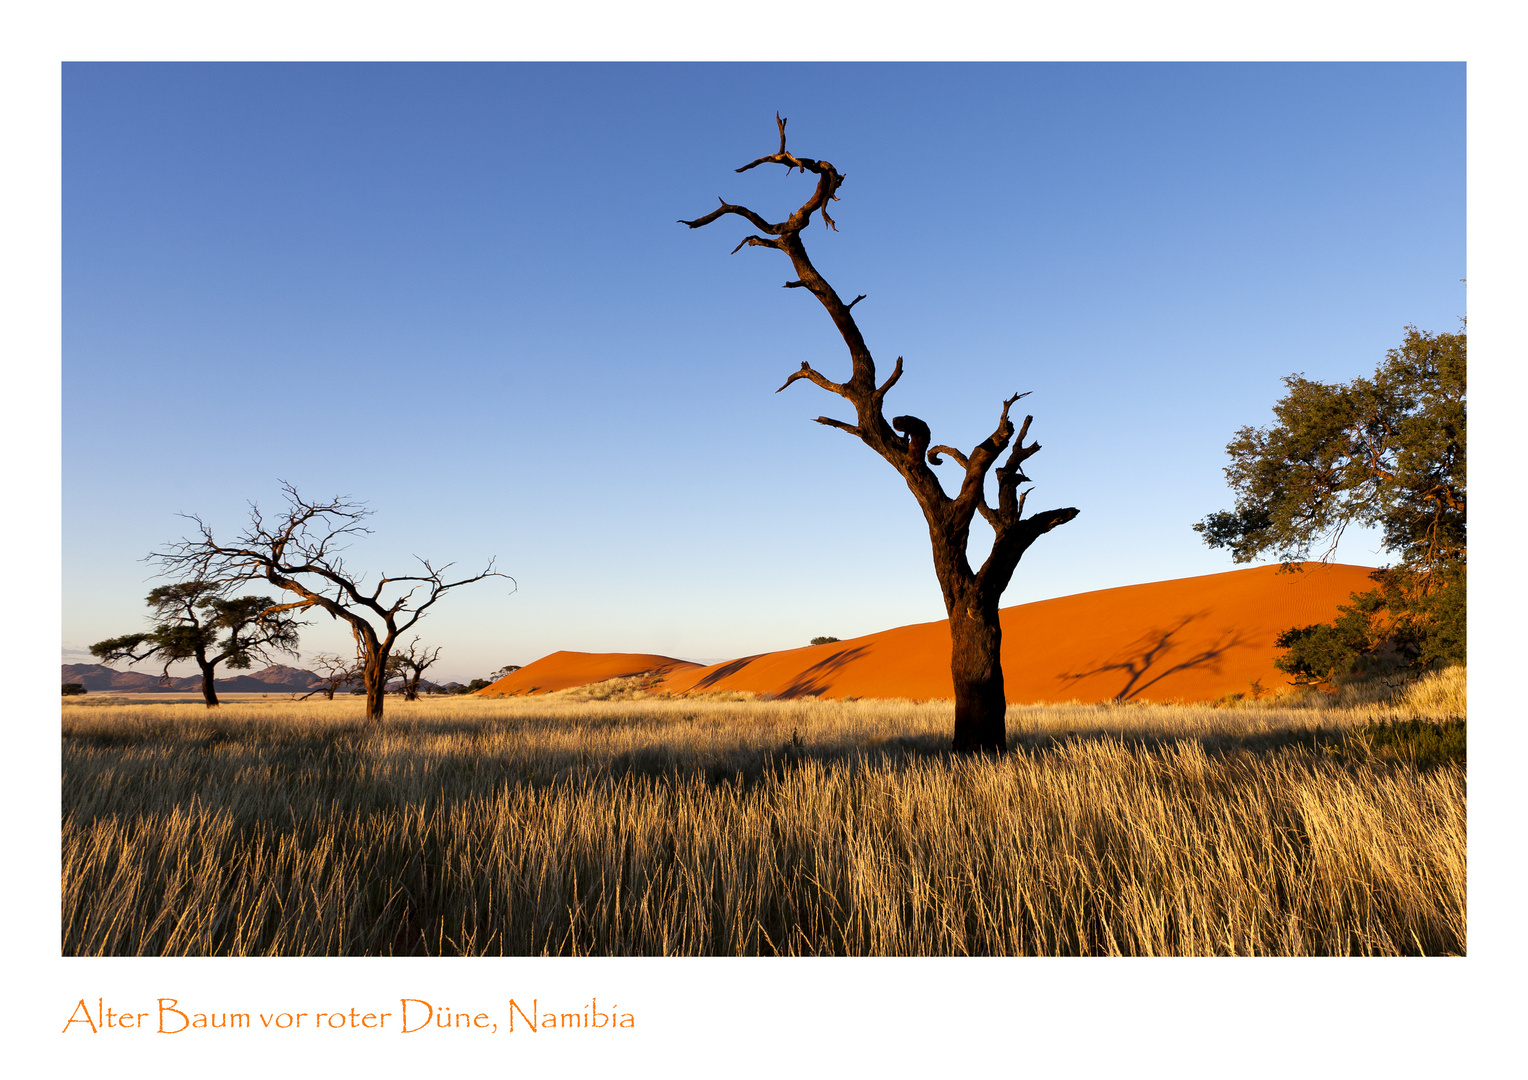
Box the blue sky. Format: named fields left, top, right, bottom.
left=62, top=62, right=1465, bottom=681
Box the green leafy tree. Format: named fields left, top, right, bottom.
left=1196, top=325, right=1465, bottom=683
left=90, top=582, right=304, bottom=707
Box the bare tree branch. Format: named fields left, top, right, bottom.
left=928, top=445, right=969, bottom=468
left=680, top=198, right=781, bottom=235
left=871, top=356, right=903, bottom=412
left=295, top=652, right=361, bottom=701
left=731, top=234, right=782, bottom=254
left=153, top=485, right=512, bottom=722
left=776, top=361, right=844, bottom=396
left=813, top=416, right=862, bottom=436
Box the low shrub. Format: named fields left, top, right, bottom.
left=1329, top=716, right=1465, bottom=770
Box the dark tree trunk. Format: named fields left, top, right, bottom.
left=949, top=607, right=1006, bottom=753
left=197, top=657, right=220, bottom=707
left=363, top=658, right=386, bottom=722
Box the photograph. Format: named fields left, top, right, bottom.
left=60, top=59, right=1467, bottom=961
left=16, top=12, right=1517, bottom=1072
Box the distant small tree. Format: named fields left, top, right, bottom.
left=445, top=665, right=520, bottom=694
left=391, top=637, right=444, bottom=701
left=62, top=683, right=87, bottom=697
left=155, top=483, right=510, bottom=722
left=296, top=652, right=360, bottom=701
left=90, top=582, right=303, bottom=707
left=809, top=636, right=841, bottom=646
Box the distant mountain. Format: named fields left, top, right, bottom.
left=240, top=663, right=316, bottom=685
left=62, top=663, right=326, bottom=694
left=61, top=662, right=453, bottom=696
left=62, top=664, right=176, bottom=692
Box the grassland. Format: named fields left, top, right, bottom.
left=61, top=669, right=1465, bottom=957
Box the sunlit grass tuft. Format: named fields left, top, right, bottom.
left=62, top=688, right=1464, bottom=956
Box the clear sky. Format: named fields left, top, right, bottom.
left=62, top=62, right=1465, bottom=682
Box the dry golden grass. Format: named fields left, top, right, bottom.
left=61, top=671, right=1465, bottom=957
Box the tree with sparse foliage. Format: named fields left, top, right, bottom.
left=390, top=637, right=444, bottom=701
left=154, top=483, right=511, bottom=722
left=296, top=652, right=360, bottom=701
left=90, top=582, right=303, bottom=707
left=682, top=115, right=1077, bottom=754
left=1196, top=325, right=1465, bottom=684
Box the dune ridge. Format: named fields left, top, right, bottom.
left=478, top=652, right=701, bottom=697
left=480, top=563, right=1378, bottom=704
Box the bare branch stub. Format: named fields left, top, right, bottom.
left=682, top=116, right=1078, bottom=754
left=813, top=416, right=862, bottom=436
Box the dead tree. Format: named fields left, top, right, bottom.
left=681, top=115, right=1078, bottom=753
left=390, top=637, right=443, bottom=701
left=156, top=483, right=510, bottom=723
left=296, top=652, right=360, bottom=701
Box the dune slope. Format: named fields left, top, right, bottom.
left=660, top=563, right=1375, bottom=703
left=480, top=564, right=1378, bottom=704
left=477, top=652, right=700, bottom=697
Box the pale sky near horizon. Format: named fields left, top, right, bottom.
left=62, top=62, right=1466, bottom=682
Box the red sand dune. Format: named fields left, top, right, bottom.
left=478, top=652, right=701, bottom=697
left=480, top=564, right=1379, bottom=704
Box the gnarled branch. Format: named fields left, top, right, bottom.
left=679, top=198, right=780, bottom=235
left=892, top=414, right=931, bottom=465
left=683, top=115, right=1080, bottom=754
left=928, top=445, right=969, bottom=468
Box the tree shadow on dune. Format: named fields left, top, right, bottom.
left=687, top=654, right=766, bottom=692
left=775, top=645, right=872, bottom=699
left=1058, top=613, right=1248, bottom=702
left=685, top=644, right=874, bottom=699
